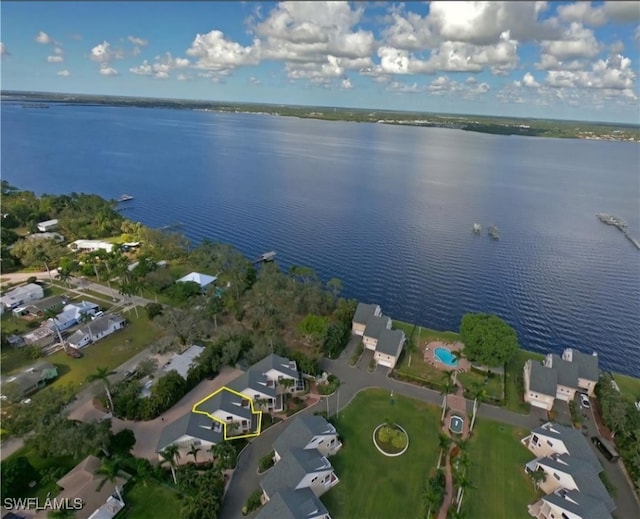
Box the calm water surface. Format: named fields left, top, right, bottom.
left=3, top=103, right=639, bottom=376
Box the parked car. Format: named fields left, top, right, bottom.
left=580, top=393, right=590, bottom=409
left=66, top=348, right=83, bottom=358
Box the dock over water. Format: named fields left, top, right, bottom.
left=597, top=213, right=640, bottom=250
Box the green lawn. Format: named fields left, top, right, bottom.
left=464, top=419, right=538, bottom=519
left=46, top=314, right=162, bottom=390
left=457, top=370, right=503, bottom=400
left=613, top=373, right=640, bottom=403
left=121, top=479, right=183, bottom=519
left=323, top=389, right=441, bottom=519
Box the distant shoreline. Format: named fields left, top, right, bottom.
left=2, top=90, right=639, bottom=143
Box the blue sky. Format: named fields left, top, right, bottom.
left=2, top=1, right=639, bottom=123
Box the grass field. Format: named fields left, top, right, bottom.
left=613, top=373, right=640, bottom=403
left=464, top=419, right=538, bottom=519
left=46, top=314, right=162, bottom=390
left=123, top=479, right=183, bottom=519
left=323, top=389, right=441, bottom=519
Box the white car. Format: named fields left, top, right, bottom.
left=580, top=394, right=590, bottom=409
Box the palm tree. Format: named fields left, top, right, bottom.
left=529, top=468, right=547, bottom=490
left=212, top=442, right=236, bottom=472
left=95, top=457, right=125, bottom=503
left=87, top=367, right=116, bottom=414
left=160, top=444, right=180, bottom=484
left=187, top=444, right=201, bottom=464
left=47, top=509, right=75, bottom=519
left=469, top=381, right=488, bottom=402
left=56, top=268, right=72, bottom=287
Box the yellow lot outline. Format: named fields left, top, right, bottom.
left=191, top=386, right=263, bottom=440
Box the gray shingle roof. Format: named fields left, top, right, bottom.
left=89, top=314, right=125, bottom=335
left=156, top=412, right=223, bottom=452
left=228, top=370, right=277, bottom=399
left=251, top=354, right=299, bottom=380
left=376, top=328, right=405, bottom=357
left=261, top=448, right=328, bottom=497
left=550, top=355, right=579, bottom=388
left=529, top=361, right=558, bottom=396
left=568, top=349, right=599, bottom=381
left=532, top=422, right=602, bottom=472
left=194, top=389, right=254, bottom=421
left=256, top=488, right=329, bottom=519
left=353, top=302, right=379, bottom=325
left=543, top=489, right=614, bottom=519
left=273, top=415, right=336, bottom=455
left=1, top=361, right=57, bottom=394
left=363, top=315, right=390, bottom=340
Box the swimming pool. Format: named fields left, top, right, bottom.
left=450, top=415, right=464, bottom=434
left=434, top=347, right=458, bottom=367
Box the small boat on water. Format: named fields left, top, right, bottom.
left=117, top=194, right=134, bottom=202
left=488, top=225, right=500, bottom=240
left=473, top=223, right=482, bottom=234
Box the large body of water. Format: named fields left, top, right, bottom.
left=2, top=102, right=639, bottom=376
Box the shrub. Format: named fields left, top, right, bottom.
left=243, top=489, right=263, bottom=516
left=377, top=426, right=391, bottom=443
left=26, top=276, right=37, bottom=284
left=145, top=302, right=163, bottom=320
left=391, top=430, right=407, bottom=449
left=258, top=451, right=275, bottom=472
left=350, top=341, right=364, bottom=366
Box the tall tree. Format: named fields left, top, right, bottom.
left=87, top=367, right=116, bottom=414
left=187, top=444, right=201, bottom=464
left=459, top=313, right=519, bottom=367
left=160, top=444, right=181, bottom=484
left=95, top=457, right=125, bottom=503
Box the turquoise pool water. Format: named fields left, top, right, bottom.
left=450, top=415, right=464, bottom=434
left=434, top=347, right=458, bottom=367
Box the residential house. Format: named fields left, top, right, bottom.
left=157, top=353, right=303, bottom=456
left=162, top=345, right=205, bottom=379
left=12, top=295, right=67, bottom=318
left=68, top=239, right=114, bottom=253
left=35, top=455, right=128, bottom=519
left=362, top=315, right=392, bottom=350
left=351, top=302, right=382, bottom=336
left=22, top=326, right=54, bottom=348
left=260, top=415, right=340, bottom=509
left=68, top=314, right=126, bottom=349
left=26, top=231, right=64, bottom=243
left=272, top=414, right=342, bottom=459
left=523, top=348, right=600, bottom=411
left=256, top=487, right=331, bottom=519
left=177, top=271, right=217, bottom=290
left=523, top=422, right=615, bottom=519
left=48, top=301, right=100, bottom=332
left=373, top=328, right=406, bottom=369
left=0, top=362, right=58, bottom=400
left=1, top=283, right=44, bottom=310
left=36, top=219, right=59, bottom=232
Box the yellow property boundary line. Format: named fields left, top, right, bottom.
left=192, top=386, right=263, bottom=440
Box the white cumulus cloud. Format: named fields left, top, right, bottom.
left=128, top=36, right=149, bottom=47
left=130, top=52, right=190, bottom=79
left=99, top=64, right=118, bottom=76
left=186, top=30, right=260, bottom=72
left=90, top=41, right=124, bottom=63
left=523, top=72, right=540, bottom=87
left=56, top=69, right=71, bottom=77
left=35, top=31, right=57, bottom=45
left=47, top=55, right=64, bottom=63
left=0, top=42, right=8, bottom=56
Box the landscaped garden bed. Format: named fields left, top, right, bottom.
left=373, top=422, right=409, bottom=456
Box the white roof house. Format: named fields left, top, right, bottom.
left=177, top=272, right=217, bottom=289
left=68, top=240, right=114, bottom=253
left=0, top=283, right=44, bottom=309
left=37, top=219, right=59, bottom=232
left=162, top=345, right=205, bottom=379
